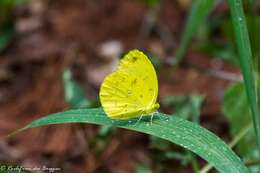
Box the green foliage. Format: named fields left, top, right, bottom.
left=177, top=1, right=260, bottom=67
left=135, top=164, right=153, bottom=173
left=160, top=95, right=204, bottom=171
left=227, top=0, right=260, bottom=153
left=63, top=69, right=110, bottom=153
left=174, top=0, right=214, bottom=65
left=0, top=21, right=14, bottom=52
left=163, top=95, right=204, bottom=123
left=149, top=135, right=193, bottom=167
left=140, top=0, right=160, bottom=8
left=63, top=70, right=92, bottom=108
left=194, top=14, right=239, bottom=65
left=63, top=69, right=100, bottom=109
left=18, top=108, right=250, bottom=173
left=222, top=16, right=260, bottom=65
left=0, top=0, right=27, bottom=6
left=195, top=14, right=260, bottom=66
left=223, top=81, right=260, bottom=172
left=197, top=41, right=239, bottom=65
left=0, top=0, right=28, bottom=52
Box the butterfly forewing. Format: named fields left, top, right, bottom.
left=100, top=50, right=159, bottom=119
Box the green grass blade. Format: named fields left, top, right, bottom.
left=174, top=0, right=214, bottom=65
left=227, top=0, right=260, bottom=152
left=18, top=108, right=249, bottom=173
left=199, top=124, right=252, bottom=173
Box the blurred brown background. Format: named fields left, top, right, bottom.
left=0, top=0, right=242, bottom=172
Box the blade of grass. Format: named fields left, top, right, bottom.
left=199, top=123, right=252, bottom=173
left=174, top=0, right=214, bottom=65
left=227, top=0, right=260, bottom=153
left=162, top=95, right=204, bottom=172
left=16, top=108, right=250, bottom=173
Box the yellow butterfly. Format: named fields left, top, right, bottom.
left=99, top=49, right=160, bottom=120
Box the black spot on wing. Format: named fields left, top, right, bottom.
left=132, top=57, right=137, bottom=61
left=129, top=56, right=138, bottom=62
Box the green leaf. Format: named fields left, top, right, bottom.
left=63, top=70, right=91, bottom=108
left=163, top=95, right=204, bottom=123
left=163, top=95, right=204, bottom=171
left=174, top=0, right=214, bottom=65
left=18, top=108, right=249, bottom=173
left=227, top=0, right=260, bottom=153
left=221, top=16, right=260, bottom=66
left=223, top=81, right=260, bottom=172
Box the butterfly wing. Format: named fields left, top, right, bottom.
left=100, top=49, right=159, bottom=119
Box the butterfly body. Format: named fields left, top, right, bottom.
left=100, top=49, right=159, bottom=120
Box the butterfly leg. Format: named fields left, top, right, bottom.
left=150, top=111, right=159, bottom=125
left=134, top=113, right=144, bottom=126
left=150, top=112, right=154, bottom=125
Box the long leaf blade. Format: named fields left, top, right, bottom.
left=18, top=108, right=249, bottom=173
left=227, top=0, right=260, bottom=152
